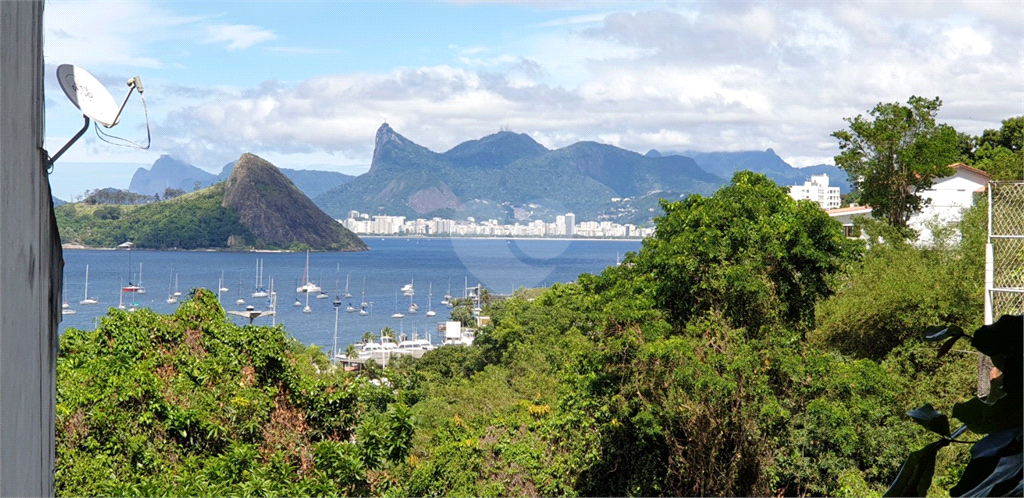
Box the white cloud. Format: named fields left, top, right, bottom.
left=205, top=24, right=277, bottom=51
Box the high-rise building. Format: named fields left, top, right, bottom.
left=789, top=174, right=841, bottom=209
left=565, top=212, right=576, bottom=237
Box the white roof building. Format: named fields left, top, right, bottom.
left=790, top=173, right=841, bottom=210
left=825, top=163, right=991, bottom=244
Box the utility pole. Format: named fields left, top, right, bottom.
left=0, top=1, right=58, bottom=495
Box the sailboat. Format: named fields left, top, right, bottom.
left=62, top=277, right=76, bottom=314
left=80, top=265, right=98, bottom=305
left=293, top=278, right=302, bottom=307
left=236, top=274, right=246, bottom=305
left=316, top=272, right=329, bottom=299
left=296, top=250, right=321, bottom=293
left=252, top=259, right=268, bottom=298
left=136, top=263, right=146, bottom=294
left=441, top=276, right=452, bottom=307
left=219, top=270, right=229, bottom=292
left=361, top=277, right=368, bottom=308
left=118, top=280, right=126, bottom=309
left=343, top=273, right=352, bottom=298
left=401, top=275, right=415, bottom=296
left=425, top=282, right=436, bottom=317
left=408, top=291, right=418, bottom=314
left=173, top=273, right=181, bottom=297
left=391, top=290, right=404, bottom=318
left=302, top=286, right=312, bottom=314
left=121, top=242, right=144, bottom=293
left=166, top=269, right=178, bottom=305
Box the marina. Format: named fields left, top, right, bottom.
left=58, top=237, right=641, bottom=357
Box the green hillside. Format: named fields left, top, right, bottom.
left=56, top=153, right=367, bottom=252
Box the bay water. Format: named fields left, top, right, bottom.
left=60, top=237, right=641, bottom=355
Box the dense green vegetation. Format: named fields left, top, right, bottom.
left=57, top=168, right=1011, bottom=496
left=55, top=185, right=255, bottom=250
left=57, top=289, right=412, bottom=496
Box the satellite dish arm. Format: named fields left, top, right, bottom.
left=109, top=76, right=143, bottom=128
left=47, top=115, right=90, bottom=168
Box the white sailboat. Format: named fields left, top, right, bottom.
left=426, top=282, right=436, bottom=317
left=316, top=272, right=329, bottom=299
left=62, top=277, right=75, bottom=314
left=173, top=273, right=181, bottom=297
left=343, top=273, right=352, bottom=298
left=296, top=250, right=322, bottom=293
left=236, top=274, right=246, bottom=305
left=302, top=286, right=312, bottom=314
left=441, top=276, right=452, bottom=307
left=166, top=269, right=178, bottom=305
left=118, top=280, right=126, bottom=309
left=135, top=263, right=146, bottom=294
left=391, top=290, right=404, bottom=318
left=80, top=265, right=98, bottom=305
left=361, top=277, right=368, bottom=308
left=219, top=270, right=229, bottom=292
left=252, top=258, right=268, bottom=298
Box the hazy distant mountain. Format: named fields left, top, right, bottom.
left=128, top=155, right=217, bottom=196
left=52, top=195, right=66, bottom=207
left=650, top=149, right=851, bottom=193
left=128, top=155, right=355, bottom=200
left=314, top=124, right=725, bottom=223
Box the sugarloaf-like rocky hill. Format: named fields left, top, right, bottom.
left=314, top=124, right=727, bottom=223
left=223, top=153, right=366, bottom=251
left=54, top=153, right=367, bottom=252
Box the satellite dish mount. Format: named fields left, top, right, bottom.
left=48, top=64, right=149, bottom=169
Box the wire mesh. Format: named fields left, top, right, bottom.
left=991, top=182, right=1024, bottom=237
left=990, top=181, right=1024, bottom=318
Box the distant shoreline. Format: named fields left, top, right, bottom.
left=61, top=236, right=643, bottom=251
left=359, top=235, right=644, bottom=243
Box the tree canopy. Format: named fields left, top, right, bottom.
left=832, top=96, right=969, bottom=228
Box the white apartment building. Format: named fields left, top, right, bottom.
left=790, top=174, right=841, bottom=210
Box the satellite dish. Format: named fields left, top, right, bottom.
left=56, top=64, right=119, bottom=128
left=48, top=64, right=149, bottom=169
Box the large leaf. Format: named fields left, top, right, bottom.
left=971, top=315, right=1023, bottom=370
left=883, top=439, right=950, bottom=497
left=971, top=427, right=1023, bottom=460
left=953, top=395, right=1024, bottom=435
left=924, top=324, right=965, bottom=342
left=908, top=403, right=951, bottom=437
left=950, top=453, right=1023, bottom=497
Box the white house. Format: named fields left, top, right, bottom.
left=826, top=163, right=991, bottom=244
left=790, top=173, right=841, bottom=210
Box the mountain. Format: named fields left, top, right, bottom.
left=653, top=149, right=851, bottom=193
left=216, top=162, right=354, bottom=199
left=54, top=153, right=367, bottom=252
left=128, top=155, right=355, bottom=200
left=223, top=153, right=367, bottom=251
left=314, top=124, right=726, bottom=222
left=128, top=155, right=217, bottom=196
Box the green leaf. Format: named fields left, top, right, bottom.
left=883, top=439, right=950, bottom=497
left=924, top=324, right=965, bottom=342
left=908, top=404, right=951, bottom=437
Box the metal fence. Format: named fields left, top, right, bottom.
left=986, top=181, right=1024, bottom=320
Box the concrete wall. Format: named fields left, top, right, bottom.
left=0, top=1, right=59, bottom=496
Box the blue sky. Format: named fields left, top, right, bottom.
left=44, top=1, right=1024, bottom=201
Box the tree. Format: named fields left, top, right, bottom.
left=631, top=171, right=856, bottom=334
left=832, top=96, right=968, bottom=228
left=970, top=116, right=1023, bottom=181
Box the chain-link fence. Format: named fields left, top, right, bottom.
left=988, top=181, right=1024, bottom=318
